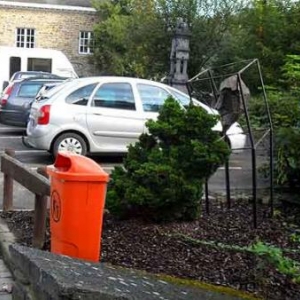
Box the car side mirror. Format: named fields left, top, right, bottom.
left=2, top=81, right=9, bottom=91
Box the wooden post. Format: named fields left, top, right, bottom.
left=3, top=149, right=15, bottom=211
left=32, top=167, right=49, bottom=249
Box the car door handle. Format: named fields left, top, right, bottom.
left=93, top=113, right=102, bottom=116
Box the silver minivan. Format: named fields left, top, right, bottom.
left=25, top=77, right=247, bottom=156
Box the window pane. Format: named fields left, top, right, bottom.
left=79, top=31, right=93, bottom=54
left=65, top=83, right=97, bottom=105
left=170, top=89, right=190, bottom=107
left=27, top=58, right=52, bottom=72
left=42, top=81, right=71, bottom=99
left=93, top=83, right=135, bottom=110
left=137, top=84, right=171, bottom=112
left=16, top=28, right=35, bottom=48
left=18, top=84, right=43, bottom=98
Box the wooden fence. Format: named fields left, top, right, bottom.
left=1, top=149, right=50, bottom=249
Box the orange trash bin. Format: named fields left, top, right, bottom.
left=46, top=151, right=109, bottom=262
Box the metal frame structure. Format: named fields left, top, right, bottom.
left=186, top=59, right=274, bottom=228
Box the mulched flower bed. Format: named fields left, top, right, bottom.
left=1, top=199, right=300, bottom=300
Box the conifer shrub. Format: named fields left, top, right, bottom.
left=106, top=97, right=230, bottom=222
left=247, top=90, right=300, bottom=188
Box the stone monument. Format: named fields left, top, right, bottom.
left=169, top=18, right=191, bottom=93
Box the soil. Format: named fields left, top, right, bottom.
left=1, top=199, right=300, bottom=300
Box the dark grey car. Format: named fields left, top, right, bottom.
left=10, top=71, right=63, bottom=82
left=0, top=77, right=65, bottom=127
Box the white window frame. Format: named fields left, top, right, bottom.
left=15, top=28, right=35, bottom=48
left=79, top=31, right=94, bottom=54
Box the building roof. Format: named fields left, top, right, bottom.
left=0, top=0, right=93, bottom=7
left=0, top=0, right=96, bottom=11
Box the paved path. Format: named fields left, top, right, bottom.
left=0, top=259, right=12, bottom=299
left=0, top=219, right=14, bottom=300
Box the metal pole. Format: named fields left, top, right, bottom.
left=186, top=82, right=194, bottom=105
left=237, top=74, right=257, bottom=228
left=188, top=68, right=210, bottom=82
left=256, top=60, right=274, bottom=217
left=225, top=159, right=231, bottom=209
left=207, top=69, right=219, bottom=108
left=251, top=148, right=257, bottom=227
left=238, top=59, right=258, bottom=74
left=269, top=129, right=274, bottom=217
left=205, top=180, right=209, bottom=214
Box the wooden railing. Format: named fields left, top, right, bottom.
left=1, top=149, right=50, bottom=249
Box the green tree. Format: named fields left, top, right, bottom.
left=91, top=0, right=246, bottom=78
left=92, top=0, right=169, bottom=77
left=246, top=85, right=300, bottom=188
left=281, top=54, right=300, bottom=90
left=214, top=0, right=300, bottom=87
left=106, top=97, right=230, bottom=221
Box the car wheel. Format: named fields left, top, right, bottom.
left=53, top=133, right=87, bottom=157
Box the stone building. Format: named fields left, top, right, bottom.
left=0, top=0, right=100, bottom=77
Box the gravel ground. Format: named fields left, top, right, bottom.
left=1, top=199, right=300, bottom=300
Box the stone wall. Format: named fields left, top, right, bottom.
left=0, top=5, right=100, bottom=77
left=9, top=244, right=228, bottom=300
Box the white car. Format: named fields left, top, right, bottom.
left=24, top=77, right=247, bottom=156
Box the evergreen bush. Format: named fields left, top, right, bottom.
left=106, top=97, right=230, bottom=222
left=246, top=89, right=300, bottom=188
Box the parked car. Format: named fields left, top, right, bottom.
left=10, top=71, right=65, bottom=81
left=25, top=77, right=247, bottom=156
left=1, top=71, right=68, bottom=92
left=0, top=77, right=66, bottom=127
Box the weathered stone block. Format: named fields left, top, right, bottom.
left=10, top=244, right=243, bottom=300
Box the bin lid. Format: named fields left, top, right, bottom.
left=47, top=151, right=109, bottom=182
